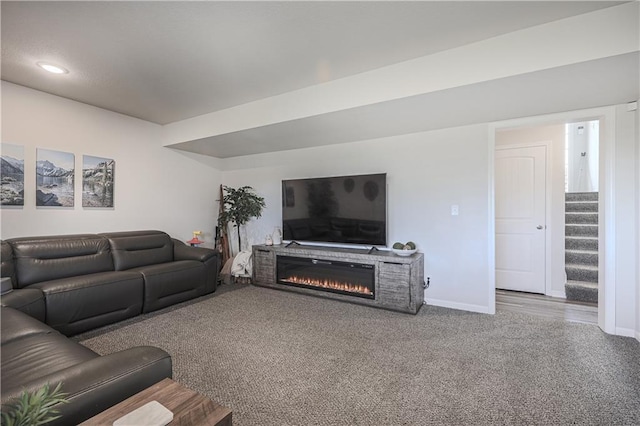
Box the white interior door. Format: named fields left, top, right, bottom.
left=495, top=146, right=546, bottom=294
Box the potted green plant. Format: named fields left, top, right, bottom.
left=217, top=185, right=266, bottom=254
left=1, top=383, right=68, bottom=426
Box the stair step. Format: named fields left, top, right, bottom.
left=565, top=280, right=598, bottom=304
left=566, top=264, right=598, bottom=283
left=565, top=201, right=598, bottom=212
left=566, top=224, right=598, bottom=237
left=565, top=249, right=598, bottom=266
left=565, top=192, right=598, bottom=202
left=565, top=236, right=598, bottom=251
left=565, top=212, right=598, bottom=225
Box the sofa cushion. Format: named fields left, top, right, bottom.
left=0, top=306, right=51, bottom=345
left=34, top=346, right=172, bottom=425
left=1, top=333, right=97, bottom=391
left=101, top=230, right=173, bottom=270
left=132, top=260, right=206, bottom=313
left=31, top=271, right=144, bottom=336
left=1, top=307, right=172, bottom=425
left=0, top=307, right=98, bottom=391
left=0, top=288, right=45, bottom=322
left=8, top=235, right=113, bottom=287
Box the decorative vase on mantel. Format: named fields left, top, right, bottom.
left=272, top=227, right=283, bottom=245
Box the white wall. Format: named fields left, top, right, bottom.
left=0, top=82, right=221, bottom=242
left=220, top=124, right=491, bottom=313
left=495, top=124, right=566, bottom=299
left=217, top=105, right=639, bottom=326
left=636, top=104, right=640, bottom=342
left=566, top=121, right=599, bottom=192
left=613, top=103, right=638, bottom=336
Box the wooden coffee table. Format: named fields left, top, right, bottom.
left=80, top=378, right=232, bottom=426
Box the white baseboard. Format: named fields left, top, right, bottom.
left=636, top=330, right=640, bottom=343
left=615, top=327, right=636, bottom=338
left=426, top=298, right=490, bottom=314
left=549, top=290, right=566, bottom=299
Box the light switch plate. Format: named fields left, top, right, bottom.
left=451, top=205, right=459, bottom=216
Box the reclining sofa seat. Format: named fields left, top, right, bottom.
left=1, top=230, right=219, bottom=336
left=100, top=230, right=218, bottom=313
left=0, top=230, right=220, bottom=424
left=7, top=234, right=143, bottom=336
left=1, top=306, right=171, bottom=425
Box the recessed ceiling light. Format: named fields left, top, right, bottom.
left=37, top=62, right=69, bottom=74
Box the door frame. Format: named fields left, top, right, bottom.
left=488, top=106, right=616, bottom=335
left=495, top=142, right=552, bottom=296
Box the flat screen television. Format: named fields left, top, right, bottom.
left=282, top=173, right=386, bottom=246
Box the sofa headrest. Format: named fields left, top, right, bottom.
left=99, top=230, right=173, bottom=271
left=8, top=235, right=114, bottom=287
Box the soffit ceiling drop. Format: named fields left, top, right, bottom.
left=169, top=53, right=640, bottom=158
left=1, top=1, right=624, bottom=125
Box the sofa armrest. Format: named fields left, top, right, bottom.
left=0, top=288, right=45, bottom=322
left=1, top=346, right=172, bottom=426
left=173, top=239, right=219, bottom=263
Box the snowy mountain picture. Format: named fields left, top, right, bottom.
left=1, top=143, right=25, bottom=206
left=1, top=155, right=24, bottom=174
left=36, top=148, right=75, bottom=207
left=83, top=155, right=115, bottom=208
left=36, top=159, right=74, bottom=178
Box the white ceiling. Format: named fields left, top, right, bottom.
left=1, top=1, right=625, bottom=126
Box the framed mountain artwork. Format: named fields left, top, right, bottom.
left=36, top=148, right=75, bottom=207
left=1, top=143, right=25, bottom=206
left=82, top=155, right=114, bottom=208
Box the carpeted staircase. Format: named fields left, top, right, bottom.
left=565, top=192, right=598, bottom=304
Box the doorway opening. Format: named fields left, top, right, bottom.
left=490, top=106, right=619, bottom=333
left=564, top=121, right=599, bottom=306
left=494, top=118, right=601, bottom=324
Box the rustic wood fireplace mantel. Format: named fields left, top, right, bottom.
left=252, top=244, right=424, bottom=314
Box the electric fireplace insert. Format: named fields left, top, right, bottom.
left=276, top=255, right=375, bottom=299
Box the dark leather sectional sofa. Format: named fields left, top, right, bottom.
left=1, top=230, right=220, bottom=424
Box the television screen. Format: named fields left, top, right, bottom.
left=282, top=173, right=386, bottom=246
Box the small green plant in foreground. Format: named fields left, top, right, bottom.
left=1, top=382, right=68, bottom=426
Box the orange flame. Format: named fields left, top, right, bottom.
left=281, top=275, right=373, bottom=296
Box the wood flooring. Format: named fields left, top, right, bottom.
left=496, top=289, right=598, bottom=325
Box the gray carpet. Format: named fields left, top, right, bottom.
left=565, top=191, right=599, bottom=304
left=77, top=285, right=640, bottom=425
